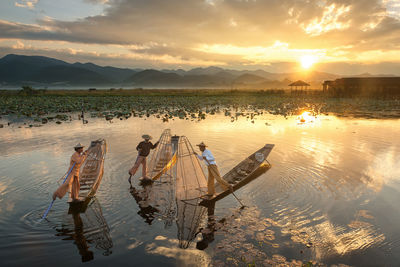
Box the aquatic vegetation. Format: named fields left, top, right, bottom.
left=206, top=206, right=350, bottom=267
left=0, top=89, right=399, bottom=127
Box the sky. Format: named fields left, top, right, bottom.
left=0, top=0, right=400, bottom=74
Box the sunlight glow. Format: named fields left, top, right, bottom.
left=300, top=55, right=317, bottom=69
left=302, top=4, right=351, bottom=36
left=297, top=111, right=316, bottom=124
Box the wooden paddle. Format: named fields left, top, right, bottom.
left=40, top=162, right=76, bottom=220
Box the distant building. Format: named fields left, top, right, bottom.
left=289, top=80, right=310, bottom=91
left=323, top=77, right=400, bottom=96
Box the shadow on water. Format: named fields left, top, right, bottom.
left=129, top=176, right=209, bottom=249
left=130, top=184, right=160, bottom=225
left=129, top=160, right=270, bottom=250
left=54, top=197, right=113, bottom=262
left=129, top=175, right=176, bottom=229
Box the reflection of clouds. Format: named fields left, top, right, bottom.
left=311, top=220, right=385, bottom=258
left=0, top=181, right=9, bottom=213
left=299, top=137, right=338, bottom=166
left=0, top=181, right=8, bottom=196
left=6, top=202, right=15, bottom=212
left=363, top=147, right=400, bottom=192
left=21, top=128, right=33, bottom=140
left=126, top=238, right=143, bottom=250
left=154, top=235, right=167, bottom=241
left=145, top=240, right=211, bottom=266
left=0, top=180, right=13, bottom=213
left=272, top=208, right=385, bottom=260
left=30, top=161, right=49, bottom=176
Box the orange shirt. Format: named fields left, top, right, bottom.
left=70, top=151, right=87, bottom=177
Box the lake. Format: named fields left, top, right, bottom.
left=0, top=113, right=399, bottom=266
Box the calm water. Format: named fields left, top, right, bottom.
left=0, top=113, right=400, bottom=266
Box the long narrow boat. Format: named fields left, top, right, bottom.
left=128, top=134, right=178, bottom=226
left=146, top=129, right=174, bottom=181
left=175, top=136, right=208, bottom=248
left=202, top=144, right=274, bottom=204
left=68, top=139, right=107, bottom=203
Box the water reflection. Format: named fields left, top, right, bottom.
left=1, top=114, right=400, bottom=266
left=129, top=174, right=207, bottom=249
left=129, top=174, right=176, bottom=228
left=130, top=185, right=160, bottom=225
left=196, top=203, right=216, bottom=250
left=55, top=198, right=113, bottom=262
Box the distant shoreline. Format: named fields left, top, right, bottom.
left=0, top=88, right=319, bottom=96
left=1, top=88, right=399, bottom=128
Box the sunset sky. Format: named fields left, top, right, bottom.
left=0, top=0, right=400, bottom=74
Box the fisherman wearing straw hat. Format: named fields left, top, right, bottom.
left=195, top=142, right=233, bottom=198
left=129, top=134, right=159, bottom=183
left=53, top=143, right=88, bottom=202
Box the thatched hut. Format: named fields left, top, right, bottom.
left=289, top=80, right=310, bottom=91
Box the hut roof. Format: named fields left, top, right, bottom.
left=289, top=80, right=310, bottom=86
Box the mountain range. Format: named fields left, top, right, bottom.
left=0, top=54, right=389, bottom=89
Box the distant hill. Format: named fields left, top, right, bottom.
left=233, top=73, right=267, bottom=84
left=0, top=54, right=134, bottom=86
left=0, top=54, right=69, bottom=83
left=125, top=69, right=183, bottom=85
left=0, top=53, right=369, bottom=89
left=31, top=65, right=111, bottom=85
left=72, top=62, right=136, bottom=83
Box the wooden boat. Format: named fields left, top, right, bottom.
left=201, top=144, right=274, bottom=204
left=175, top=136, right=208, bottom=248
left=68, top=139, right=107, bottom=203
left=146, top=129, right=174, bottom=181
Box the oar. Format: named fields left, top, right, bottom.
left=41, top=163, right=76, bottom=220
left=231, top=191, right=245, bottom=208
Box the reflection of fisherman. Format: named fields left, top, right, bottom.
left=129, top=186, right=159, bottom=225
left=129, top=134, right=159, bottom=183
left=196, top=202, right=216, bottom=250
left=53, top=143, right=88, bottom=202
left=195, top=142, right=233, bottom=198
left=71, top=211, right=94, bottom=262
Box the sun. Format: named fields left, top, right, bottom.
left=300, top=55, right=317, bottom=70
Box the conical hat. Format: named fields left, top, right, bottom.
left=196, top=141, right=207, bottom=147
left=74, top=143, right=84, bottom=148
left=142, top=134, right=152, bottom=140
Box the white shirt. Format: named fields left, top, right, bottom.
left=197, top=149, right=216, bottom=166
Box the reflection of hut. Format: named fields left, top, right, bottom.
left=289, top=80, right=310, bottom=91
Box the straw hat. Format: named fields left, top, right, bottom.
left=74, top=143, right=84, bottom=149
left=142, top=134, right=152, bottom=140
left=196, top=141, right=207, bottom=147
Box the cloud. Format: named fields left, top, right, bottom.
left=83, top=0, right=109, bottom=4
left=0, top=39, right=228, bottom=68
left=15, top=0, right=38, bottom=9
left=1, top=0, right=400, bottom=72
left=301, top=4, right=351, bottom=36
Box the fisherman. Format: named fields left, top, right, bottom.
left=53, top=143, right=88, bottom=202
left=129, top=134, right=159, bottom=183
left=195, top=142, right=233, bottom=198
